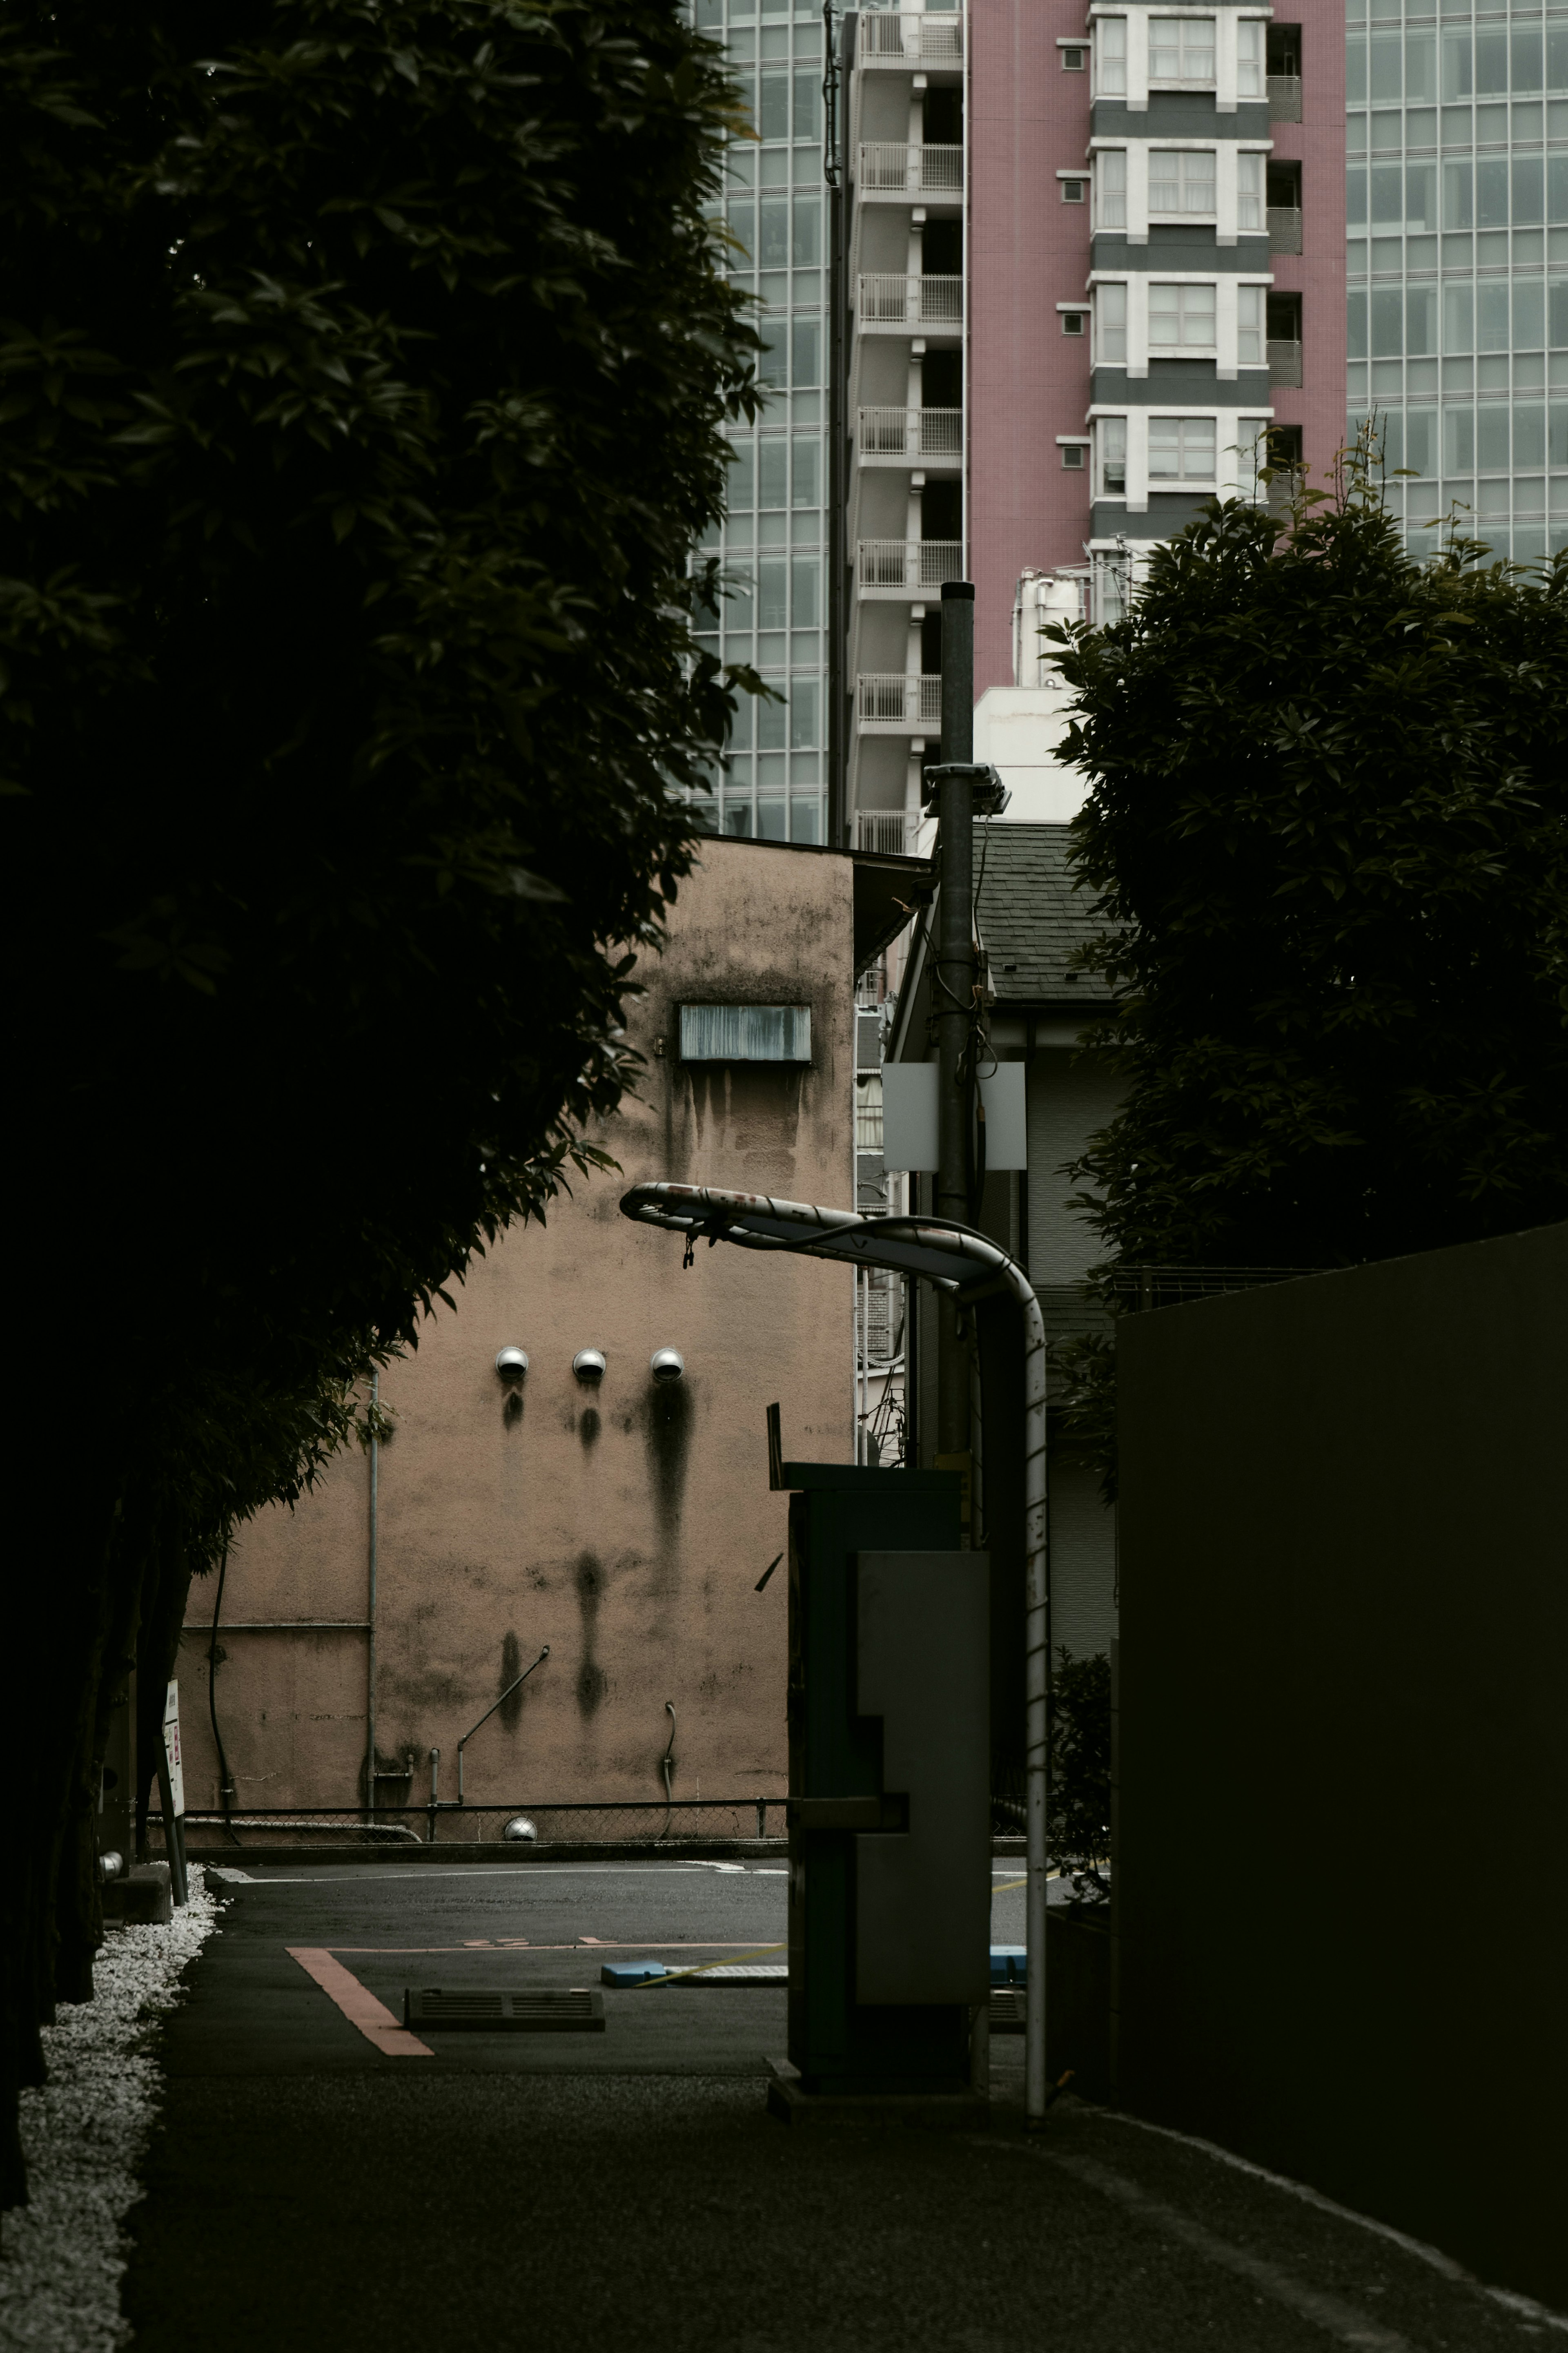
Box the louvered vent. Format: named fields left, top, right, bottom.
left=989, top=1987, right=1025, bottom=2033
left=678, top=1004, right=811, bottom=1063
left=403, top=1987, right=606, bottom=2032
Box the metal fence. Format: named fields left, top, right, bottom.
left=153, top=1798, right=787, bottom=1850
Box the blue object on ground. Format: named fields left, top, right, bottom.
left=600, top=1960, right=668, bottom=1987
left=990, top=1946, right=1026, bottom=1986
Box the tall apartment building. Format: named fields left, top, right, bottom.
left=1347, top=3, right=1568, bottom=562
left=693, top=0, right=834, bottom=846
left=832, top=0, right=1345, bottom=848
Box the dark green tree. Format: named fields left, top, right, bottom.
left=3, top=0, right=757, bottom=2202
left=1051, top=486, right=1568, bottom=1280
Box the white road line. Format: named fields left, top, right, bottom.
left=204, top=1864, right=773, bottom=1885
left=986, top=2142, right=1415, bottom=2349
left=1100, top=2110, right=1568, bottom=2337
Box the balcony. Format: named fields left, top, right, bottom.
left=856, top=811, right=924, bottom=854
left=857, top=673, right=944, bottom=731
left=856, top=143, right=964, bottom=200
left=856, top=539, right=964, bottom=597
left=855, top=273, right=964, bottom=333
left=1267, top=72, right=1302, bottom=119
left=858, top=10, right=964, bottom=67
left=857, top=406, right=963, bottom=467
left=1267, top=205, right=1302, bottom=253
left=1268, top=339, right=1303, bottom=386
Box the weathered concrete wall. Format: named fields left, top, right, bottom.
left=178, top=841, right=856, bottom=1816
left=1117, top=1221, right=1568, bottom=2308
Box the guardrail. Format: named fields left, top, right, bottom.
left=856, top=272, right=964, bottom=327
left=151, top=1797, right=787, bottom=1849
left=857, top=672, right=944, bottom=725
left=856, top=537, right=964, bottom=591
left=1268, top=338, right=1303, bottom=386
left=857, top=141, right=964, bottom=196
left=858, top=404, right=963, bottom=459
left=1267, top=205, right=1302, bottom=253
left=860, top=10, right=964, bottom=64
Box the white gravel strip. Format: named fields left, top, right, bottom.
left=0, top=1866, right=219, bottom=2351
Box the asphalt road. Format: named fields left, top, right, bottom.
left=122, top=1861, right=1557, bottom=2353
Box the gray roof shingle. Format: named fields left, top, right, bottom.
left=971, top=823, right=1116, bottom=1008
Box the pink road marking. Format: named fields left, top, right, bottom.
left=287, top=1946, right=434, bottom=2057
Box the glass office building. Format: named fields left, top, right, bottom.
left=1348, top=1, right=1568, bottom=560
left=692, top=0, right=831, bottom=842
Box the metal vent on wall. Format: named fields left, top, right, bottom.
left=678, top=1004, right=811, bottom=1064
left=403, top=1987, right=606, bottom=2032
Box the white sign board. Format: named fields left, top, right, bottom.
left=880, top=1062, right=1027, bottom=1173
left=162, top=1679, right=185, bottom=1820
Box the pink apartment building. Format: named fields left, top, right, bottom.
left=835, top=0, right=1346, bottom=843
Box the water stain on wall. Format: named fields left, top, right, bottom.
left=499, top=1628, right=524, bottom=1731
left=575, top=1550, right=608, bottom=1716
left=643, top=1377, right=694, bottom=1577
left=578, top=1406, right=601, bottom=1449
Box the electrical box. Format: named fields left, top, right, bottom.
left=783, top=1460, right=990, bottom=2096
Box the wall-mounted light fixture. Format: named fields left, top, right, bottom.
left=650, top=1348, right=685, bottom=1383
left=495, top=1347, right=529, bottom=1380
left=573, top=1348, right=606, bottom=1382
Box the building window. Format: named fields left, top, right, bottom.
left=1236, top=417, right=1272, bottom=486
left=1096, top=150, right=1127, bottom=228
left=1061, top=176, right=1087, bottom=205
left=1061, top=43, right=1087, bottom=71
left=855, top=1073, right=884, bottom=1152
left=1061, top=441, right=1087, bottom=468
left=1095, top=15, right=1126, bottom=94
left=1100, top=416, right=1127, bottom=494
left=1149, top=416, right=1217, bottom=481
left=1097, top=281, right=1128, bottom=363
left=679, top=1004, right=812, bottom=1062
left=1149, top=282, right=1217, bottom=349
left=1236, top=17, right=1265, bottom=98
left=1149, top=15, right=1216, bottom=85
left=1061, top=309, right=1087, bottom=335
left=1238, top=283, right=1265, bottom=366
left=1149, top=149, right=1216, bottom=216
left=1238, top=150, right=1264, bottom=232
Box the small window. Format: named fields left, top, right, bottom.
left=1097, top=281, right=1128, bottom=364
left=1100, top=416, right=1127, bottom=495
left=1061, top=44, right=1087, bottom=70
left=1060, top=310, right=1087, bottom=335
left=1149, top=149, right=1217, bottom=217
left=1149, top=15, right=1216, bottom=85
left=1096, top=149, right=1127, bottom=228
left=1096, top=16, right=1127, bottom=94
left=1061, top=442, right=1087, bottom=468
left=679, top=1004, right=811, bottom=1062
left=1060, top=176, right=1087, bottom=204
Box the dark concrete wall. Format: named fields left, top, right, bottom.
left=1116, top=1222, right=1568, bottom=2308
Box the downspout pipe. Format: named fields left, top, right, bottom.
left=618, top=1180, right=1050, bottom=2127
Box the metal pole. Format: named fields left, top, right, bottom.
left=367, top=1369, right=379, bottom=1822
left=936, top=581, right=976, bottom=1460
left=618, top=1182, right=1049, bottom=2125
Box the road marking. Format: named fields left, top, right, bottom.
left=984, top=2141, right=1415, bottom=2349
left=642, top=1944, right=787, bottom=1985
left=1100, top=2112, right=1568, bottom=2337
left=286, top=1947, right=434, bottom=2057
left=323, top=1941, right=778, bottom=1955
left=206, top=1864, right=772, bottom=1884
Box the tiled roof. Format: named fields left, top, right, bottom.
left=971, top=823, right=1117, bottom=1008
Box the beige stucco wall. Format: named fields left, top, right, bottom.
left=175, top=840, right=856, bottom=1820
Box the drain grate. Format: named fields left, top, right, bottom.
left=403, top=1987, right=606, bottom=2032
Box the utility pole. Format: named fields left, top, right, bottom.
left=932, top=580, right=976, bottom=1470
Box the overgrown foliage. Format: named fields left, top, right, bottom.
left=1048, top=1650, right=1112, bottom=1896
left=1045, top=482, right=1568, bottom=1488
left=1052, top=484, right=1568, bottom=1273
left=3, top=0, right=757, bottom=2203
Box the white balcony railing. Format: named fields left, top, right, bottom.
left=856, top=811, right=922, bottom=854
left=857, top=273, right=964, bottom=328
left=857, top=673, right=944, bottom=726
left=860, top=10, right=964, bottom=65
left=857, top=142, right=965, bottom=197
left=857, top=406, right=963, bottom=459
left=856, top=539, right=965, bottom=591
